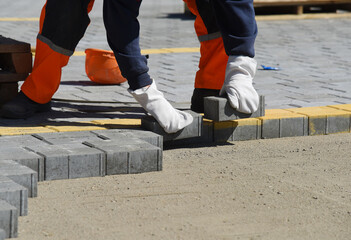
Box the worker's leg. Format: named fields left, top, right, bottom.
left=0, top=0, right=95, bottom=118
left=103, top=0, right=193, bottom=133
left=22, top=0, right=95, bottom=103
left=184, top=0, right=228, bottom=113
left=211, top=0, right=259, bottom=114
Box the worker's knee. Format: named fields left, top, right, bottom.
left=41, top=0, right=92, bottom=52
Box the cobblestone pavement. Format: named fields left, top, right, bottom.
left=0, top=2, right=350, bottom=238
left=1, top=0, right=351, bottom=125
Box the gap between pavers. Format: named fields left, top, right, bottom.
left=0, top=200, right=17, bottom=239
left=0, top=103, right=350, bottom=239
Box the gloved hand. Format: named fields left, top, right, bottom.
left=220, top=55, right=259, bottom=114
left=128, top=80, right=193, bottom=133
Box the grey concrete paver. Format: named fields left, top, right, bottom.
left=1, top=1, right=350, bottom=113
left=0, top=1, right=351, bottom=239
left=0, top=176, right=27, bottom=217
left=0, top=160, right=37, bottom=198
left=0, top=200, right=17, bottom=239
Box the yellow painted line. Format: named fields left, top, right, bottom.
left=213, top=118, right=261, bottom=130
left=328, top=104, right=351, bottom=112
left=142, top=47, right=200, bottom=54
left=256, top=13, right=351, bottom=21
left=0, top=104, right=351, bottom=136
left=258, top=109, right=307, bottom=120
left=92, top=118, right=141, bottom=129
left=71, top=47, right=200, bottom=57
left=0, top=17, right=39, bottom=22
left=285, top=106, right=351, bottom=117
left=43, top=122, right=107, bottom=132
left=0, top=126, right=56, bottom=136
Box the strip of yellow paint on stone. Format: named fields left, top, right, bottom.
left=68, top=47, right=200, bottom=57
left=0, top=18, right=39, bottom=22
left=328, top=104, right=351, bottom=112
left=43, top=122, right=107, bottom=132
left=0, top=126, right=56, bottom=136
left=92, top=118, right=141, bottom=129
left=258, top=109, right=307, bottom=120
left=213, top=118, right=261, bottom=130
left=285, top=106, right=351, bottom=117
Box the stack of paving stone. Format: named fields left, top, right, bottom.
left=0, top=36, right=32, bottom=106
left=0, top=129, right=165, bottom=238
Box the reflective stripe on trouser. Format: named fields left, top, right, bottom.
left=184, top=0, right=227, bottom=90
left=21, top=0, right=95, bottom=104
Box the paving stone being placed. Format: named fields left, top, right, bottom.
left=213, top=118, right=262, bottom=143
left=141, top=110, right=203, bottom=142
left=204, top=95, right=265, bottom=121
left=164, top=119, right=214, bottom=147
left=84, top=140, right=162, bottom=175
left=0, top=147, right=44, bottom=182
left=92, top=129, right=163, bottom=149
left=0, top=160, right=37, bottom=198
left=0, top=200, right=17, bottom=239
left=258, top=109, right=308, bottom=139
left=26, top=145, right=106, bottom=180
left=0, top=176, right=27, bottom=216
left=286, top=106, right=351, bottom=135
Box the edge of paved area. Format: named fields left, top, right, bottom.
left=0, top=103, right=350, bottom=143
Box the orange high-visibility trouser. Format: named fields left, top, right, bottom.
left=184, top=0, right=228, bottom=90
left=21, top=0, right=95, bottom=104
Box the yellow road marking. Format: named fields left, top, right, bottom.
left=0, top=17, right=39, bottom=21
left=71, top=47, right=200, bottom=56
left=2, top=12, right=351, bottom=22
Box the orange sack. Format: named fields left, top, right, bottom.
left=85, top=48, right=127, bottom=85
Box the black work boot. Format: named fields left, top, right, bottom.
left=191, top=88, right=220, bottom=113
left=0, top=91, right=51, bottom=119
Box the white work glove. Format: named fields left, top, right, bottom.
left=128, top=80, right=193, bottom=133
left=220, top=55, right=259, bottom=114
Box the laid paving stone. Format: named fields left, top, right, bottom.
left=141, top=110, right=202, bottom=142
left=25, top=146, right=70, bottom=181
left=204, top=95, right=265, bottom=121
left=0, top=176, right=27, bottom=216
left=83, top=136, right=154, bottom=148
left=0, top=147, right=44, bottom=182
left=92, top=129, right=163, bottom=149
left=0, top=200, right=17, bottom=239
left=60, top=145, right=106, bottom=179
left=328, top=104, right=351, bottom=132
left=0, top=135, right=49, bottom=149
left=0, top=160, right=37, bottom=198
left=213, top=118, right=262, bottom=143
left=84, top=140, right=162, bottom=175
left=286, top=106, right=351, bottom=135
left=32, top=131, right=103, bottom=145
left=258, top=109, right=308, bottom=139
left=0, top=229, right=6, bottom=240
left=26, top=145, right=106, bottom=180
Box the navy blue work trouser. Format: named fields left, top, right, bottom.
left=40, top=0, right=256, bottom=91
left=210, top=0, right=257, bottom=57
left=103, top=0, right=257, bottom=90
